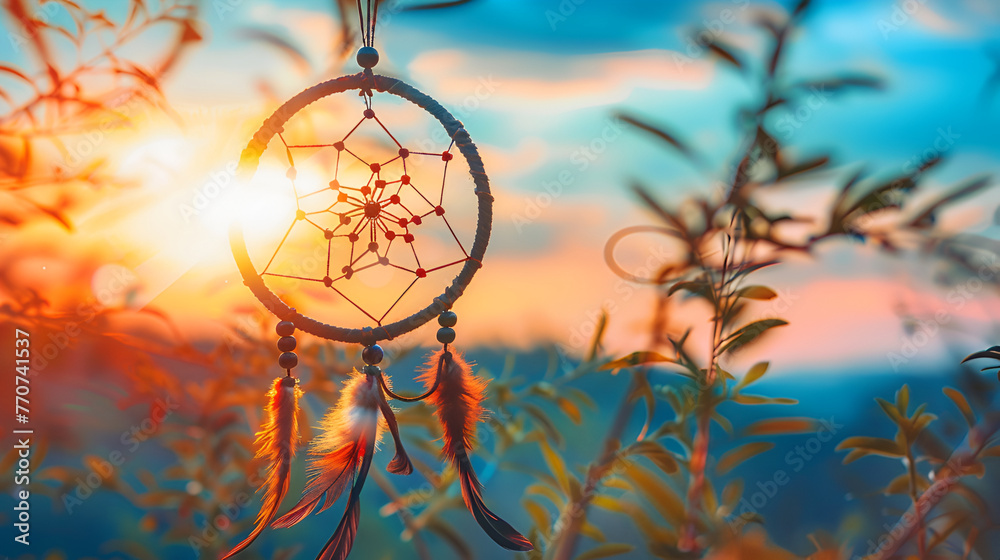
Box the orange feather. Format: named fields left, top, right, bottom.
left=272, top=370, right=383, bottom=529
left=221, top=376, right=301, bottom=560
left=419, top=349, right=533, bottom=551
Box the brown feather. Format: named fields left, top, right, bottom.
left=221, top=376, right=300, bottom=560
left=419, top=350, right=532, bottom=551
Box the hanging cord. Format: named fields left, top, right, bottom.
left=371, top=0, right=379, bottom=47
left=356, top=0, right=379, bottom=48
left=376, top=351, right=447, bottom=403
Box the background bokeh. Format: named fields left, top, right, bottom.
left=1, top=0, right=999, bottom=559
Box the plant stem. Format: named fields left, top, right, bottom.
left=870, top=414, right=999, bottom=560
left=548, top=372, right=642, bottom=560
left=370, top=470, right=433, bottom=560
left=904, top=445, right=926, bottom=558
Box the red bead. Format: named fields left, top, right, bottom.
left=364, top=109, right=375, bottom=119
left=368, top=242, right=379, bottom=252
left=324, top=229, right=333, bottom=239
left=398, top=148, right=409, bottom=158
left=410, top=215, right=422, bottom=226
left=398, top=218, right=408, bottom=227
left=415, top=268, right=426, bottom=278
left=361, top=186, right=371, bottom=196
left=434, top=206, right=445, bottom=216
left=348, top=233, right=359, bottom=242
left=370, top=163, right=380, bottom=173
left=404, top=233, right=414, bottom=243
left=338, top=192, right=348, bottom=202
left=329, top=179, right=340, bottom=190
left=334, top=141, right=345, bottom=151
left=340, top=214, right=351, bottom=225
left=441, top=152, right=453, bottom=161
left=401, top=175, right=410, bottom=185
left=390, top=194, right=400, bottom=204
left=385, top=231, right=396, bottom=240
left=323, top=276, right=332, bottom=287
left=375, top=180, right=386, bottom=189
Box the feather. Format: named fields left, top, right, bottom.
left=221, top=376, right=301, bottom=560
left=316, top=417, right=376, bottom=560
left=375, top=374, right=413, bottom=475
left=272, top=371, right=383, bottom=529
left=419, top=350, right=533, bottom=551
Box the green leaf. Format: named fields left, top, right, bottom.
left=836, top=436, right=904, bottom=462
left=743, top=417, right=816, bottom=436
left=524, top=404, right=563, bottom=447
left=600, top=351, right=675, bottom=371
left=576, top=544, right=634, bottom=560
left=536, top=436, right=570, bottom=494
left=720, top=319, right=788, bottom=354
left=556, top=396, right=582, bottom=425
left=717, top=442, right=775, bottom=475
left=621, top=440, right=680, bottom=474
left=737, top=286, right=778, bottom=300
left=620, top=462, right=686, bottom=525
left=721, top=478, right=744, bottom=511
left=587, top=310, right=608, bottom=362
left=737, top=362, right=770, bottom=389
left=943, top=387, right=976, bottom=428
left=629, top=373, right=656, bottom=440
left=876, top=397, right=904, bottom=424
left=731, top=394, right=798, bottom=405
left=522, top=498, right=551, bottom=539
left=525, top=483, right=565, bottom=508
left=896, top=384, right=910, bottom=415
left=668, top=279, right=715, bottom=302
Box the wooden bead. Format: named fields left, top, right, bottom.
left=277, top=336, right=296, bottom=352
left=357, top=46, right=379, bottom=69
left=276, top=321, right=295, bottom=336
left=278, top=352, right=298, bottom=369
left=438, top=311, right=457, bottom=327
left=362, top=344, right=384, bottom=365
left=437, top=327, right=456, bottom=344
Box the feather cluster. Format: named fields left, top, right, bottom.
left=221, top=376, right=301, bottom=560
left=272, top=368, right=411, bottom=560
left=419, top=349, right=533, bottom=551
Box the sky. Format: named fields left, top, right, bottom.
left=3, top=0, right=999, bottom=377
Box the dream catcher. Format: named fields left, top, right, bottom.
left=221, top=2, right=531, bottom=559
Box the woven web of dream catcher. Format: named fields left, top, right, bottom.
left=258, top=102, right=476, bottom=328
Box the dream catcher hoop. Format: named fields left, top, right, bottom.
left=222, top=3, right=531, bottom=559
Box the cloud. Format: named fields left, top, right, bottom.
left=408, top=48, right=714, bottom=114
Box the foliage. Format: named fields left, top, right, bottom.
left=0, top=1, right=997, bottom=560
